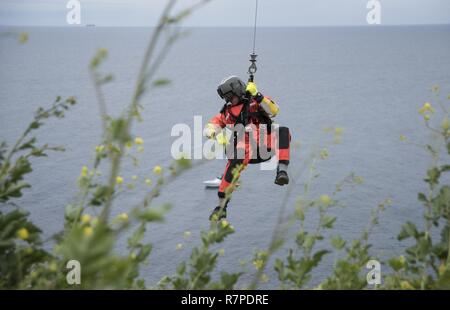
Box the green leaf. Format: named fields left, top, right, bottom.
left=64, top=204, right=82, bottom=223
left=295, top=205, right=305, bottom=221
left=218, top=272, right=242, bottom=289
left=29, top=121, right=41, bottom=130
left=18, top=137, right=37, bottom=151
left=153, top=79, right=171, bottom=87
left=99, top=74, right=114, bottom=85
left=331, top=235, right=346, bottom=250
left=418, top=192, right=428, bottom=203
left=321, top=215, right=337, bottom=229
left=424, top=167, right=441, bottom=187
left=10, top=157, right=32, bottom=182
left=432, top=185, right=450, bottom=217
left=135, top=204, right=171, bottom=222
left=0, top=181, right=31, bottom=202
left=295, top=231, right=306, bottom=248
left=90, top=186, right=109, bottom=206
left=312, top=250, right=330, bottom=265
left=441, top=165, right=450, bottom=173
left=165, top=9, right=191, bottom=24
left=398, top=222, right=419, bottom=240
left=128, top=224, right=146, bottom=248
left=110, top=118, right=130, bottom=143
left=304, top=235, right=316, bottom=250
left=388, top=256, right=406, bottom=271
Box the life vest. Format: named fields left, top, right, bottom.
left=219, top=99, right=272, bottom=130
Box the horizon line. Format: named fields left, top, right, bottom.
left=1, top=23, right=450, bottom=28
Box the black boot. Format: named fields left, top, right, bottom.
left=209, top=206, right=227, bottom=221
left=275, top=168, right=289, bottom=186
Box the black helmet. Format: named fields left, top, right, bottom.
left=217, top=76, right=246, bottom=102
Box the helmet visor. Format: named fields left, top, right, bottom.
left=217, top=88, right=234, bottom=102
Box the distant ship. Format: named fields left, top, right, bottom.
left=86, top=24, right=96, bottom=27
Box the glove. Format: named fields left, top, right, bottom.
left=203, top=123, right=218, bottom=139
left=246, top=82, right=264, bottom=103
left=246, top=82, right=258, bottom=96
left=216, top=132, right=229, bottom=145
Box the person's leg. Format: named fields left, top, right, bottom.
left=218, top=158, right=246, bottom=201
left=210, top=141, right=252, bottom=220
left=274, top=126, right=291, bottom=185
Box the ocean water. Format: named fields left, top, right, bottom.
left=1, top=26, right=450, bottom=288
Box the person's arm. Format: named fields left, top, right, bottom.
left=203, top=113, right=226, bottom=139
left=259, top=95, right=279, bottom=117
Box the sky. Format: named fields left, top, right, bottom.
left=0, top=0, right=449, bottom=27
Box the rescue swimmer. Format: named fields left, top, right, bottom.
left=204, top=76, right=291, bottom=221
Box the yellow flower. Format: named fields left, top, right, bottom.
left=218, top=248, right=225, bottom=256
left=354, top=176, right=364, bottom=184
left=125, top=141, right=133, bottom=149
left=81, top=166, right=88, bottom=178
left=438, top=263, right=447, bottom=276
left=116, top=176, right=124, bottom=185
left=260, top=273, right=269, bottom=283
left=399, top=135, right=407, bottom=142
left=98, top=48, right=108, bottom=58
left=176, top=243, right=184, bottom=251
left=320, top=148, right=329, bottom=160
left=117, top=213, right=128, bottom=221
left=210, top=214, right=219, bottom=221
left=334, top=127, right=344, bottom=135
left=183, top=231, right=192, bottom=239
left=19, top=32, right=29, bottom=44
left=253, top=259, right=264, bottom=270
left=221, top=219, right=229, bottom=228
left=320, top=195, right=331, bottom=206
left=153, top=165, right=162, bottom=175
left=400, top=281, right=414, bottom=290
left=145, top=178, right=152, bottom=186
left=441, top=116, right=449, bottom=132
left=81, top=214, right=91, bottom=224
left=95, top=145, right=105, bottom=153
left=83, top=226, right=93, bottom=237
left=49, top=262, right=58, bottom=272
left=17, top=228, right=29, bottom=240
left=419, top=102, right=434, bottom=115
left=424, top=114, right=430, bottom=121
left=134, top=137, right=144, bottom=145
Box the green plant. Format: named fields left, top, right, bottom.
left=0, top=96, right=76, bottom=288
left=384, top=86, right=450, bottom=289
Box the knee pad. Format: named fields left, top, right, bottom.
left=278, top=126, right=290, bottom=149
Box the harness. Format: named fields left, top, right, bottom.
left=219, top=101, right=272, bottom=131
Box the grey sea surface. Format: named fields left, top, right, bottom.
left=1, top=26, right=449, bottom=288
